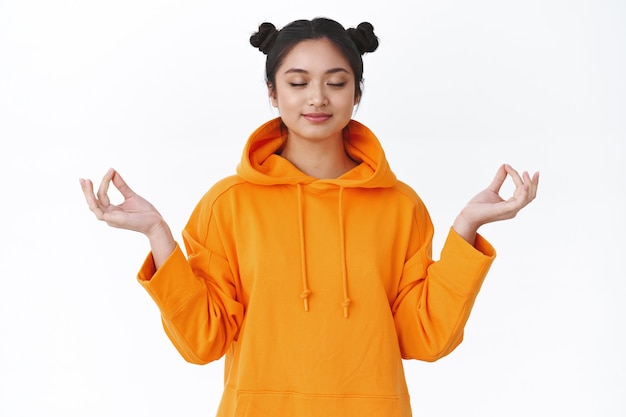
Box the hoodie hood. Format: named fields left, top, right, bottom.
left=236, top=117, right=397, bottom=189
left=235, top=117, right=397, bottom=318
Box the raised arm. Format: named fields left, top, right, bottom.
left=79, top=168, right=176, bottom=268
left=393, top=164, right=538, bottom=360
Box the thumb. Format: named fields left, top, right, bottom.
left=110, top=170, right=137, bottom=200
left=487, top=164, right=508, bottom=194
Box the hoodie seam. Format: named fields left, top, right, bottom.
left=229, top=387, right=410, bottom=400
left=197, top=176, right=250, bottom=243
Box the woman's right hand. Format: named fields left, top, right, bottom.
left=80, top=168, right=176, bottom=268
left=79, top=168, right=165, bottom=237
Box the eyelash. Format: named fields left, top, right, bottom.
left=289, top=83, right=346, bottom=88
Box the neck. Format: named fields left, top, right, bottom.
left=280, top=132, right=358, bottom=179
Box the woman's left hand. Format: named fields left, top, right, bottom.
left=453, top=164, right=539, bottom=244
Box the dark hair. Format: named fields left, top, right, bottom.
left=250, top=17, right=379, bottom=100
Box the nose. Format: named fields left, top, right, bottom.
left=308, top=84, right=328, bottom=107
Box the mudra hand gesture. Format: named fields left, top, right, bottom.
left=453, top=164, right=539, bottom=243
left=79, top=168, right=175, bottom=265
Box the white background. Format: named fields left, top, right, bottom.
left=1, top=0, right=624, bottom=416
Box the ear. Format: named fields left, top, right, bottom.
left=267, top=82, right=278, bottom=108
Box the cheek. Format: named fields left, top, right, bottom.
left=342, top=84, right=359, bottom=107
left=338, top=92, right=358, bottom=110
left=276, top=91, right=303, bottom=111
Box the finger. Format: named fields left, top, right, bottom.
left=487, top=164, right=508, bottom=194
left=504, top=164, right=525, bottom=190
left=110, top=170, right=136, bottom=200
left=519, top=170, right=540, bottom=203
left=79, top=178, right=97, bottom=207
left=521, top=171, right=534, bottom=202
left=529, top=171, right=540, bottom=200
left=79, top=178, right=106, bottom=219
left=96, top=168, right=115, bottom=207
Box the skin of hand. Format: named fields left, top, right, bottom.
left=452, top=164, right=539, bottom=245
left=79, top=168, right=175, bottom=268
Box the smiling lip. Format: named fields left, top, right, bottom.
left=303, top=113, right=332, bottom=123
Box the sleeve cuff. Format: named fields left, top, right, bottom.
left=435, top=227, right=497, bottom=295
left=136, top=243, right=203, bottom=317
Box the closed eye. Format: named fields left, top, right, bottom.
left=328, top=82, right=346, bottom=87
left=289, top=83, right=307, bottom=87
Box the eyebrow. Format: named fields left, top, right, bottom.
left=283, top=67, right=351, bottom=75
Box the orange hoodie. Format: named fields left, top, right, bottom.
left=138, top=118, right=496, bottom=417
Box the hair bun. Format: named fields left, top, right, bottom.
left=347, top=22, right=379, bottom=54
left=250, top=22, right=279, bottom=54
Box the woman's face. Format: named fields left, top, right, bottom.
left=269, top=38, right=358, bottom=145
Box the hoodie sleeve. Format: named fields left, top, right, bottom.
left=137, top=186, right=245, bottom=365
left=392, top=202, right=495, bottom=362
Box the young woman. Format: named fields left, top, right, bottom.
left=80, top=17, right=538, bottom=417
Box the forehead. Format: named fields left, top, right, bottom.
left=278, top=38, right=352, bottom=74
